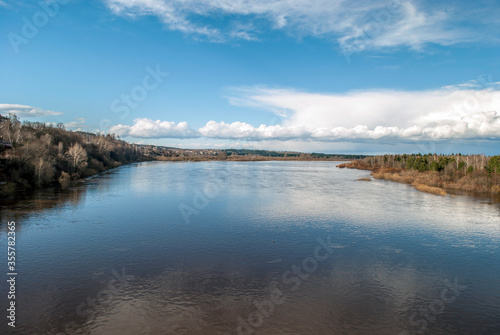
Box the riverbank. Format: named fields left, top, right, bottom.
left=0, top=116, right=361, bottom=196
left=0, top=157, right=151, bottom=198
left=338, top=156, right=500, bottom=197
left=155, top=156, right=351, bottom=162
left=0, top=118, right=147, bottom=197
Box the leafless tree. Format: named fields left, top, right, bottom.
left=57, top=142, right=64, bottom=156
left=35, top=157, right=54, bottom=186
left=67, top=143, right=88, bottom=172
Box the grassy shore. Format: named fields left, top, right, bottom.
left=339, top=155, right=500, bottom=197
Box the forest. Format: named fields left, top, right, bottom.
left=339, top=153, right=500, bottom=195
left=0, top=115, right=144, bottom=196
left=223, top=149, right=366, bottom=160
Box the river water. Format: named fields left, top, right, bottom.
left=1, top=161, right=499, bottom=334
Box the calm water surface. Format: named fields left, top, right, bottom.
left=1, top=161, right=499, bottom=334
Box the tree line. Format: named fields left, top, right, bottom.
left=362, top=153, right=500, bottom=174
left=342, top=153, right=500, bottom=195
left=0, top=115, right=145, bottom=195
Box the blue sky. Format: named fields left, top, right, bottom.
left=1, top=0, right=500, bottom=154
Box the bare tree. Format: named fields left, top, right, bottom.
left=5, top=113, right=22, bottom=144
left=40, top=133, right=52, bottom=146
left=57, top=142, right=64, bottom=156
left=35, top=157, right=54, bottom=186
left=96, top=136, right=106, bottom=152
left=66, top=143, right=88, bottom=172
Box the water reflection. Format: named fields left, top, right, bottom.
left=0, top=161, right=499, bottom=334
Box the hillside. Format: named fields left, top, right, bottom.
left=0, top=115, right=144, bottom=195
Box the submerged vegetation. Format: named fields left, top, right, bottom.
left=0, top=115, right=144, bottom=195
left=340, top=154, right=500, bottom=196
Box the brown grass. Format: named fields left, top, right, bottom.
left=342, top=158, right=500, bottom=197
left=491, top=185, right=500, bottom=195
left=357, top=177, right=371, bottom=181
left=371, top=169, right=448, bottom=196
left=338, top=161, right=373, bottom=170
left=412, top=183, right=447, bottom=196
left=371, top=168, right=415, bottom=184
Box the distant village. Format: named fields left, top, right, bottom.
left=0, top=114, right=365, bottom=161
left=133, top=144, right=364, bottom=161
left=136, top=144, right=224, bottom=158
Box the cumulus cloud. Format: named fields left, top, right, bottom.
left=104, top=0, right=487, bottom=51
left=110, top=118, right=198, bottom=138
left=0, top=104, right=63, bottom=117
left=109, top=83, right=500, bottom=143
left=64, top=118, right=88, bottom=129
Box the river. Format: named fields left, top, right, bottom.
left=1, top=161, right=499, bottom=334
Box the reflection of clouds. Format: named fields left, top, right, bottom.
left=14, top=284, right=61, bottom=334
left=223, top=162, right=500, bottom=239
left=129, top=161, right=231, bottom=197
left=129, top=162, right=177, bottom=194
left=89, top=298, right=153, bottom=335
left=324, top=248, right=446, bottom=333
left=15, top=252, right=474, bottom=334
left=3, top=161, right=499, bottom=334
left=87, top=267, right=255, bottom=335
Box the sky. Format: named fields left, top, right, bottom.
left=1, top=0, right=500, bottom=155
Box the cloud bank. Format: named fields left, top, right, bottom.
left=0, top=104, right=62, bottom=118
left=110, top=83, right=500, bottom=143
left=104, top=0, right=494, bottom=51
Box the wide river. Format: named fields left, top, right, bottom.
left=1, top=161, right=499, bottom=334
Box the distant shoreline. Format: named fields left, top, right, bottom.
left=338, top=156, right=500, bottom=198
left=1, top=117, right=366, bottom=197
left=154, top=156, right=351, bottom=162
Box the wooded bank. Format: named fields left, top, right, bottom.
left=339, top=154, right=500, bottom=196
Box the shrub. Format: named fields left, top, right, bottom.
left=58, top=171, right=71, bottom=184
left=0, top=182, right=17, bottom=196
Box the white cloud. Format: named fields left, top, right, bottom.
left=110, top=118, right=198, bottom=138
left=104, top=0, right=484, bottom=50
left=64, top=117, right=88, bottom=130
left=109, top=84, right=500, bottom=143
left=441, top=76, right=500, bottom=90
left=232, top=86, right=500, bottom=141
left=0, top=104, right=63, bottom=117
